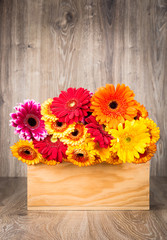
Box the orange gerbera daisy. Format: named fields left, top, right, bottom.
left=44, top=120, right=75, bottom=139
left=65, top=139, right=98, bottom=167
left=133, top=143, right=157, bottom=164
left=134, top=101, right=148, bottom=120
left=61, top=123, right=87, bottom=146
left=107, top=152, right=123, bottom=165
left=91, top=84, right=138, bottom=129
left=10, top=140, right=43, bottom=165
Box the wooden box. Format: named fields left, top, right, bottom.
left=27, top=162, right=150, bottom=210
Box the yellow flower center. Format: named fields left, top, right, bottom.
left=69, top=101, right=76, bottom=107
left=50, top=136, right=57, bottom=143
left=67, top=99, right=78, bottom=109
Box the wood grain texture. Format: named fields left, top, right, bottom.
left=0, top=177, right=167, bottom=239
left=27, top=162, right=149, bottom=210
left=0, top=0, right=166, bottom=176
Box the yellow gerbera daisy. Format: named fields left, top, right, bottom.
left=10, top=140, right=43, bottom=165
left=44, top=120, right=75, bottom=139
left=41, top=98, right=58, bottom=122
left=110, top=119, right=150, bottom=163
left=95, top=143, right=111, bottom=162
left=107, top=151, right=123, bottom=165
left=40, top=158, right=60, bottom=166
left=61, top=123, right=88, bottom=146
left=140, top=117, right=160, bottom=144
left=65, top=139, right=97, bottom=167
left=132, top=143, right=156, bottom=164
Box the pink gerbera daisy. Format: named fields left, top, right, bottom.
left=10, top=100, right=47, bottom=141
left=50, top=88, right=91, bottom=124
left=85, top=115, right=113, bottom=148
left=33, top=136, right=67, bottom=162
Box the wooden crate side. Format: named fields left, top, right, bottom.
left=27, top=162, right=150, bottom=210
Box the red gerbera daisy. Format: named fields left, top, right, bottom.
left=85, top=115, right=113, bottom=148
left=50, top=88, right=91, bottom=124
left=33, top=136, right=67, bottom=163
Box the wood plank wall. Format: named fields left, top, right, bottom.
left=0, top=0, right=166, bottom=177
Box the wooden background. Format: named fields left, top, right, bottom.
left=0, top=0, right=166, bottom=177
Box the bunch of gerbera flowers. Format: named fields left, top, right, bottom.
left=10, top=84, right=160, bottom=167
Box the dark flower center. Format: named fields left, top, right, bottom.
left=109, top=101, right=118, bottom=109
left=72, top=129, right=79, bottom=136
left=24, top=114, right=39, bottom=130
left=77, top=153, right=84, bottom=157
left=28, top=117, right=37, bottom=127
left=24, top=150, right=30, bottom=155
left=85, top=111, right=92, bottom=120
left=126, top=137, right=131, bottom=142
left=18, top=146, right=37, bottom=160
left=139, top=149, right=148, bottom=158
left=56, top=121, right=63, bottom=127
left=134, top=111, right=141, bottom=120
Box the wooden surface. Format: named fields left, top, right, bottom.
left=0, top=177, right=166, bottom=239
left=0, top=0, right=166, bottom=177
left=27, top=162, right=149, bottom=210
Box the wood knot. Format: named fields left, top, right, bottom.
left=27, top=44, right=33, bottom=49
left=66, top=12, right=73, bottom=23
left=55, top=11, right=75, bottom=30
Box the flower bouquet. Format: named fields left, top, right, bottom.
left=10, top=84, right=160, bottom=167
left=10, top=84, right=160, bottom=210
